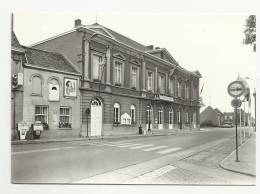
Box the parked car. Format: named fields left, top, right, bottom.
left=220, top=123, right=233, bottom=128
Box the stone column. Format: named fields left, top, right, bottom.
left=165, top=73, right=168, bottom=95
left=141, top=59, right=146, bottom=92
left=84, top=40, right=90, bottom=80
left=105, top=46, right=111, bottom=85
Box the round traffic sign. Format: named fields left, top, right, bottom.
left=231, top=98, right=242, bottom=108
left=227, top=81, right=245, bottom=98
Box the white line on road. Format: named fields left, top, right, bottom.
left=12, top=146, right=74, bottom=155
left=125, top=165, right=177, bottom=184
left=129, top=144, right=154, bottom=149
left=117, top=143, right=142, bottom=148
left=156, top=147, right=181, bottom=154
left=142, top=145, right=168, bottom=151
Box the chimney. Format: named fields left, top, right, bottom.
left=74, top=19, right=82, bottom=28
left=146, top=45, right=154, bottom=50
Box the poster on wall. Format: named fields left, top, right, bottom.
left=64, top=78, right=77, bottom=97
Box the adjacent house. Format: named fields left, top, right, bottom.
left=200, top=106, right=224, bottom=127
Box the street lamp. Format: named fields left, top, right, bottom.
left=245, top=77, right=256, bottom=132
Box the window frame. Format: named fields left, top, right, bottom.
left=114, top=60, right=124, bottom=86
left=169, top=109, right=174, bottom=124
left=130, top=105, right=136, bottom=124
left=35, top=105, right=49, bottom=124
left=92, top=53, right=104, bottom=81
left=147, top=71, right=154, bottom=91
left=131, top=66, right=138, bottom=89
left=59, top=106, right=72, bottom=128
left=31, top=75, right=43, bottom=96
left=114, top=103, right=120, bottom=123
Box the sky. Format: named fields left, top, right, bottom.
left=13, top=13, right=256, bottom=114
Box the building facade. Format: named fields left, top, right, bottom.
left=28, top=19, right=201, bottom=137
left=11, top=32, right=81, bottom=139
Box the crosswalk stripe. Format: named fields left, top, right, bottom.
left=142, top=145, right=168, bottom=151
left=156, top=147, right=181, bottom=154
left=117, top=143, right=142, bottom=148
left=129, top=144, right=154, bottom=149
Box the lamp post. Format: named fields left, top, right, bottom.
left=245, top=77, right=256, bottom=132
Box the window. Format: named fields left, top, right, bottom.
left=114, top=61, right=122, bottom=85
left=185, top=83, right=189, bottom=99
left=177, top=81, right=182, bottom=98
left=158, top=75, right=165, bottom=94
left=48, top=78, right=59, bottom=101
left=59, top=107, right=72, bottom=128
left=114, top=103, right=120, bottom=123
left=178, top=111, right=181, bottom=123
left=147, top=71, right=153, bottom=91
left=169, top=109, right=173, bottom=124
left=131, top=67, right=138, bottom=88
left=193, top=84, right=197, bottom=99
left=169, top=79, right=174, bottom=95
left=186, top=112, right=189, bottom=123
left=130, top=105, right=136, bottom=124
left=32, top=76, right=42, bottom=95
left=158, top=108, right=163, bottom=124
left=35, top=106, right=48, bottom=124
left=146, top=106, right=153, bottom=124
left=92, top=54, right=103, bottom=80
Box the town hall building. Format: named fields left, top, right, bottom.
left=12, top=19, right=202, bottom=138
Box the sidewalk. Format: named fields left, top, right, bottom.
left=11, top=128, right=200, bottom=145
left=220, top=133, right=256, bottom=177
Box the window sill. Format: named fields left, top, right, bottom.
left=31, top=93, right=42, bottom=97
left=58, top=127, right=72, bottom=130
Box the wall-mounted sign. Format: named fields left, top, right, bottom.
left=64, top=78, right=77, bottom=97
left=227, top=81, right=245, bottom=98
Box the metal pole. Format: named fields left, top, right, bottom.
left=254, top=91, right=256, bottom=132
left=235, top=107, right=239, bottom=162
left=239, top=108, right=242, bottom=145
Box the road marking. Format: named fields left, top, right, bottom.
left=117, top=143, right=142, bottom=148
left=143, top=145, right=168, bottom=151
left=125, top=165, right=177, bottom=184
left=156, top=147, right=181, bottom=154
left=129, top=144, right=154, bottom=149
left=12, top=146, right=74, bottom=155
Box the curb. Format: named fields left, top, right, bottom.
left=11, top=129, right=202, bottom=145
left=219, top=137, right=255, bottom=177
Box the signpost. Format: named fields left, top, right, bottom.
left=227, top=80, right=245, bottom=162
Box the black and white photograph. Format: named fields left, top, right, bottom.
left=9, top=13, right=256, bottom=186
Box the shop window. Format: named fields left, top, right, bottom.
left=35, top=106, right=48, bottom=124
left=59, top=107, right=72, bottom=128
left=130, top=105, right=136, bottom=124
left=114, top=103, right=120, bottom=123
left=32, top=76, right=42, bottom=95
left=48, top=78, right=59, bottom=101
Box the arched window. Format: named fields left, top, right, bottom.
left=114, top=103, right=120, bottom=123
left=48, top=78, right=59, bottom=101
left=158, top=107, right=163, bottom=125
left=32, top=76, right=42, bottom=95
left=130, top=105, right=136, bottom=124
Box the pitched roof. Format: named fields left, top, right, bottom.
left=87, top=23, right=147, bottom=52
left=23, top=46, right=80, bottom=74
left=11, top=31, right=22, bottom=48
left=214, top=108, right=223, bottom=115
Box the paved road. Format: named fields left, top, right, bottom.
left=12, top=127, right=253, bottom=184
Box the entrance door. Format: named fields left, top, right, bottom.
left=158, top=109, right=163, bottom=130
left=90, top=98, right=102, bottom=136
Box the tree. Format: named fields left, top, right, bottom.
left=243, top=15, right=256, bottom=52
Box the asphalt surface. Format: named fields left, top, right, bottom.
left=12, top=128, right=236, bottom=183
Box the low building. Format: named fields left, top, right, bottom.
left=200, top=106, right=224, bottom=127
left=11, top=32, right=81, bottom=139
